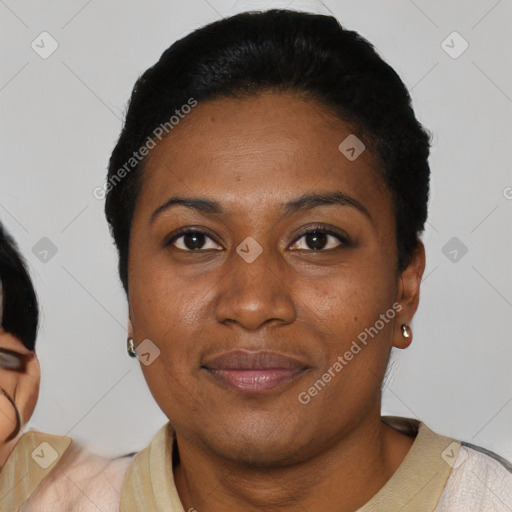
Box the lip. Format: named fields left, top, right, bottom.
left=202, top=349, right=309, bottom=393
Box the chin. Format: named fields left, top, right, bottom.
left=200, top=418, right=313, bottom=469
left=217, top=440, right=307, bottom=469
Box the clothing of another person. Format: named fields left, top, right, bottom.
left=0, top=430, right=133, bottom=511
left=1, top=417, right=510, bottom=511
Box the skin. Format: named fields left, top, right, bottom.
left=127, top=91, right=425, bottom=511
left=0, top=329, right=40, bottom=470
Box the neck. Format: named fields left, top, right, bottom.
left=173, top=411, right=415, bottom=512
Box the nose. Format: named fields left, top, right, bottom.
left=214, top=247, right=296, bottom=331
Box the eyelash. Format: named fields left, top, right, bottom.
left=290, top=225, right=351, bottom=251
left=165, top=225, right=351, bottom=252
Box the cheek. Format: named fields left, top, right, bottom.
left=0, top=394, right=17, bottom=441
left=129, top=263, right=213, bottom=398
left=295, top=273, right=396, bottom=412
left=293, top=258, right=397, bottom=399
left=296, top=259, right=397, bottom=332
left=129, top=251, right=207, bottom=334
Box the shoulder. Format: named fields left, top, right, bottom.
left=435, top=442, right=512, bottom=511
left=23, top=436, right=134, bottom=512
left=380, top=417, right=512, bottom=511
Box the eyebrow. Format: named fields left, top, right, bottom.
left=282, top=191, right=372, bottom=222
left=150, top=191, right=373, bottom=224
left=151, top=197, right=222, bottom=224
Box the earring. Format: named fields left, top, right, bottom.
left=401, top=324, right=411, bottom=338
left=127, top=338, right=137, bottom=358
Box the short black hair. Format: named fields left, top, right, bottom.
left=0, top=223, right=39, bottom=351
left=106, top=9, right=431, bottom=293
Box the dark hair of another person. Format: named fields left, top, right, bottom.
left=0, top=223, right=39, bottom=351
left=105, top=9, right=431, bottom=294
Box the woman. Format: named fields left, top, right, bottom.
left=104, top=9, right=511, bottom=511
left=0, top=224, right=40, bottom=469
left=0, top=223, right=133, bottom=511
left=3, top=8, right=511, bottom=511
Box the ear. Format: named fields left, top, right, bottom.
left=393, top=241, right=426, bottom=350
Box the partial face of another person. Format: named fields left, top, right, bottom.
left=128, top=92, right=424, bottom=466
left=0, top=329, right=40, bottom=445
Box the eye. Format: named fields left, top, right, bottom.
left=0, top=349, right=26, bottom=372
left=289, top=226, right=349, bottom=251
left=167, top=228, right=223, bottom=251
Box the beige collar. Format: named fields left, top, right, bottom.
left=121, top=420, right=184, bottom=511
left=121, top=416, right=459, bottom=512
left=359, top=417, right=459, bottom=511
left=0, top=430, right=72, bottom=511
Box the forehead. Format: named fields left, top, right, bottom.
left=139, top=92, right=390, bottom=217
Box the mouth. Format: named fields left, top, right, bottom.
left=201, top=349, right=310, bottom=393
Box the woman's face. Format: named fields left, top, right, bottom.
left=0, top=330, right=40, bottom=445
left=128, top=92, right=423, bottom=466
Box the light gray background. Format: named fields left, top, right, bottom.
left=1, top=0, right=511, bottom=459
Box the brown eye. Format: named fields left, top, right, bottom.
left=289, top=226, right=350, bottom=251
left=167, top=228, right=222, bottom=252
left=178, top=231, right=208, bottom=250
left=302, top=231, right=331, bottom=250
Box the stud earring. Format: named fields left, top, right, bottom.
left=127, top=338, right=137, bottom=358
left=401, top=324, right=411, bottom=338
